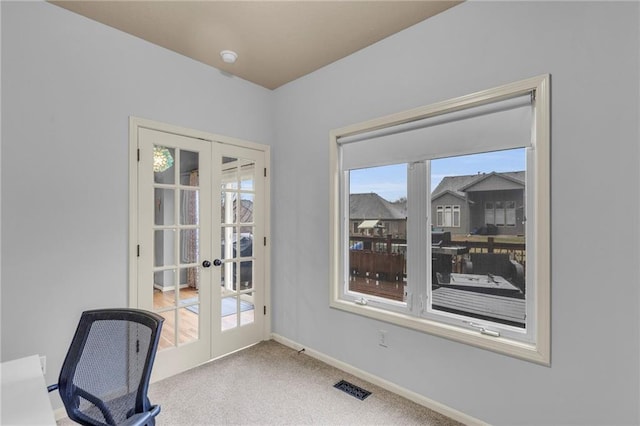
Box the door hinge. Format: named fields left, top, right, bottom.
left=264, top=168, right=267, bottom=177
left=137, top=148, right=140, bottom=162
left=264, top=306, right=267, bottom=315
left=137, top=245, right=140, bottom=257
left=264, top=236, right=267, bottom=246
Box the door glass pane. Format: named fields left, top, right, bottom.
left=179, top=267, right=200, bottom=302
left=221, top=156, right=238, bottom=190
left=180, top=189, right=199, bottom=225
left=155, top=188, right=175, bottom=225
left=221, top=262, right=236, bottom=293
left=180, top=151, right=199, bottom=186
left=180, top=229, right=199, bottom=264
left=239, top=194, right=254, bottom=225
left=158, top=311, right=176, bottom=350
left=348, top=164, right=407, bottom=302
left=154, top=230, right=175, bottom=267
left=178, top=307, right=199, bottom=345
left=220, top=227, right=237, bottom=260
left=239, top=260, right=253, bottom=291
left=240, top=293, right=255, bottom=327
left=154, top=146, right=175, bottom=184
left=221, top=296, right=238, bottom=331
left=153, top=270, right=176, bottom=310
left=240, top=162, right=255, bottom=190
left=430, top=149, right=527, bottom=328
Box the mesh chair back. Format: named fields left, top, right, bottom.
left=57, top=309, right=163, bottom=426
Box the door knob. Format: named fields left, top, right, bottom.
left=213, top=259, right=222, bottom=267
left=202, top=260, right=212, bottom=268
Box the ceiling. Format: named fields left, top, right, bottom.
left=50, top=1, right=461, bottom=90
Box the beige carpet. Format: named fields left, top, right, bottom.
left=58, top=340, right=462, bottom=425
left=147, top=340, right=461, bottom=425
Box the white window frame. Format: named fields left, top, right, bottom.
left=329, top=75, right=550, bottom=365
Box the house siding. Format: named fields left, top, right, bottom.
left=468, top=189, right=525, bottom=235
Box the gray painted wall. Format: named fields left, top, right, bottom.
left=2, top=1, right=639, bottom=425
left=271, top=2, right=639, bottom=425
left=1, top=0, right=272, bottom=402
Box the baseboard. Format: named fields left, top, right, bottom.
left=271, top=333, right=487, bottom=426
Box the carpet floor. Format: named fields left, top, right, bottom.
left=58, top=340, right=462, bottom=425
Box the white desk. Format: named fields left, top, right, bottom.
left=1, top=355, right=56, bottom=425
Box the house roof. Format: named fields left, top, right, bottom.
left=350, top=193, right=406, bottom=220
left=431, top=171, right=525, bottom=200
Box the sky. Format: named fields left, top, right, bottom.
left=349, top=148, right=526, bottom=202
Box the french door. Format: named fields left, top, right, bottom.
left=133, top=121, right=268, bottom=381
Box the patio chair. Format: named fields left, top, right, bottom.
left=462, top=253, right=525, bottom=292
left=48, top=309, right=164, bottom=426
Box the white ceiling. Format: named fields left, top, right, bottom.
left=50, top=1, right=461, bottom=90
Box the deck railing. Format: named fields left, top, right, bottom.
left=349, top=234, right=526, bottom=272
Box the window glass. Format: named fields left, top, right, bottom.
left=430, top=150, right=526, bottom=328
left=348, top=164, right=407, bottom=303
left=495, top=201, right=505, bottom=226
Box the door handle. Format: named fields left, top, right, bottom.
left=202, top=260, right=212, bottom=268
left=213, top=259, right=222, bottom=267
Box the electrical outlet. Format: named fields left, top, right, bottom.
left=39, top=356, right=46, bottom=374
left=378, top=330, right=388, bottom=348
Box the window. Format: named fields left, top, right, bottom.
left=506, top=201, right=516, bottom=226
left=495, top=201, right=505, bottom=226
left=330, top=75, right=550, bottom=364
left=485, top=202, right=495, bottom=225
left=435, top=205, right=460, bottom=227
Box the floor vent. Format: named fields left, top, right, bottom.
left=334, top=380, right=371, bottom=401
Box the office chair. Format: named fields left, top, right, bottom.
left=48, top=309, right=164, bottom=426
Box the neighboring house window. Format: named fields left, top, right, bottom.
left=485, top=202, right=495, bottom=225
left=486, top=201, right=517, bottom=226
left=506, top=201, right=516, bottom=226
left=495, top=201, right=505, bottom=226
left=436, top=205, right=460, bottom=227
left=436, top=206, right=444, bottom=226
left=330, top=75, right=550, bottom=364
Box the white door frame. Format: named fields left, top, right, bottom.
left=128, top=117, right=271, bottom=379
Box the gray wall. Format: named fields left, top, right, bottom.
left=2, top=1, right=639, bottom=425
left=271, top=2, right=639, bottom=425
left=1, top=0, right=272, bottom=396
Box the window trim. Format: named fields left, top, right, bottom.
left=329, top=75, right=550, bottom=365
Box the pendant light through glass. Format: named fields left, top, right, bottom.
left=153, top=146, right=174, bottom=172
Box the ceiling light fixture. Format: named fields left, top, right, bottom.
left=220, top=50, right=238, bottom=64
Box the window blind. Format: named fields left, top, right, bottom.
left=339, top=94, right=532, bottom=170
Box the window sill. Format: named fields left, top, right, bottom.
left=329, top=297, right=550, bottom=365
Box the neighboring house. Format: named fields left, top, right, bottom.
left=431, top=171, right=525, bottom=236
left=349, top=193, right=407, bottom=238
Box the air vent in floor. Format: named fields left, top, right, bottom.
left=334, top=379, right=371, bottom=400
